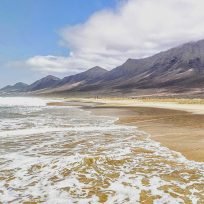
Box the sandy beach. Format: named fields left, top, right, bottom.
left=61, top=98, right=204, bottom=162
left=1, top=97, right=204, bottom=203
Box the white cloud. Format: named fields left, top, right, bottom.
left=11, top=0, right=204, bottom=73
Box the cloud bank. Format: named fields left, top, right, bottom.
left=11, top=0, right=204, bottom=73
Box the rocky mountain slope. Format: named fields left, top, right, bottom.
left=74, top=39, right=204, bottom=95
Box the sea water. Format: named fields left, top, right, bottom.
left=0, top=97, right=203, bottom=203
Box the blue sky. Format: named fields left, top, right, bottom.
left=1, top=0, right=204, bottom=88
left=0, top=0, right=117, bottom=87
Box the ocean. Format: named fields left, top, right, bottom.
left=0, top=97, right=203, bottom=203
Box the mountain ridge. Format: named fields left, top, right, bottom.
left=1, top=39, right=204, bottom=97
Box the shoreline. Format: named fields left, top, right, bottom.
left=90, top=106, right=204, bottom=162
left=56, top=98, right=204, bottom=162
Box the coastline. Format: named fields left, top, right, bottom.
left=57, top=98, right=204, bottom=162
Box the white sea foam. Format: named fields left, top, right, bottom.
left=0, top=125, right=130, bottom=137
left=0, top=97, right=47, bottom=107
left=0, top=103, right=203, bottom=203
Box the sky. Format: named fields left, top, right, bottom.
left=1, top=0, right=204, bottom=87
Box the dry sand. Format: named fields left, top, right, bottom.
left=70, top=98, right=204, bottom=114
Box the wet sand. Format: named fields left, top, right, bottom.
left=89, top=106, right=204, bottom=162
left=58, top=98, right=204, bottom=162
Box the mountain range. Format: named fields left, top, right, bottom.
left=1, top=39, right=204, bottom=97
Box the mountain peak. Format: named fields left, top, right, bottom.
left=42, top=75, right=60, bottom=80
left=25, top=75, right=61, bottom=92
left=86, top=66, right=107, bottom=73
left=14, top=82, right=28, bottom=87
left=82, top=66, right=108, bottom=78
left=54, top=66, right=108, bottom=88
